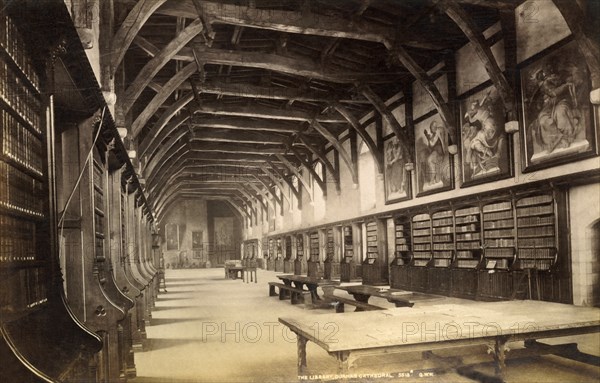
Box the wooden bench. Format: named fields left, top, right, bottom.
left=323, top=295, right=386, bottom=313
left=268, top=282, right=309, bottom=305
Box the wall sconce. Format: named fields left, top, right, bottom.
left=117, top=127, right=128, bottom=140
left=405, top=162, right=414, bottom=172
left=590, top=88, right=600, bottom=105
left=128, top=150, right=137, bottom=159
left=504, top=121, right=520, bottom=134
left=448, top=144, right=458, bottom=156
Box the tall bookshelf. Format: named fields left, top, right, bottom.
left=451, top=206, right=481, bottom=298
left=454, top=206, right=482, bottom=269
left=340, top=225, right=356, bottom=282
left=516, top=194, right=557, bottom=271
left=323, top=227, right=337, bottom=280
left=482, top=200, right=515, bottom=270
left=307, top=231, right=320, bottom=278
left=411, top=213, right=432, bottom=267
left=390, top=216, right=411, bottom=290
left=364, top=221, right=378, bottom=265
left=92, top=151, right=106, bottom=263
left=0, top=10, right=47, bottom=319
left=431, top=210, right=454, bottom=268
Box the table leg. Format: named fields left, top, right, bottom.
left=297, top=335, right=308, bottom=376
left=351, top=293, right=370, bottom=311
left=336, top=351, right=351, bottom=374
left=491, top=337, right=508, bottom=381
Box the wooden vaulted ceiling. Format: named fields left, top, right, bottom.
left=114, top=0, right=516, bottom=221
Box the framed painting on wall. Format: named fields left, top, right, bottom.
left=459, top=84, right=512, bottom=186
left=383, top=136, right=412, bottom=204
left=414, top=113, right=454, bottom=196
left=166, top=223, right=179, bottom=251
left=519, top=39, right=597, bottom=172
left=192, top=231, right=203, bottom=250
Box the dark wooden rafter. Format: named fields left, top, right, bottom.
left=358, top=84, right=414, bottom=161
left=311, top=120, right=358, bottom=185
left=191, top=46, right=399, bottom=84
left=188, top=142, right=306, bottom=156
left=252, top=174, right=284, bottom=210
left=384, top=43, right=457, bottom=144
left=247, top=182, right=276, bottom=212
left=237, top=184, right=263, bottom=220
left=440, top=0, right=517, bottom=120
left=191, top=103, right=347, bottom=123
left=111, top=0, right=168, bottom=76
left=133, top=35, right=194, bottom=62
left=333, top=101, right=383, bottom=173
left=122, top=19, right=204, bottom=114
left=265, top=160, right=301, bottom=205
left=274, top=154, right=313, bottom=201
left=294, top=136, right=340, bottom=192
left=290, top=149, right=327, bottom=198
left=156, top=0, right=440, bottom=50
left=132, top=62, right=197, bottom=137
left=551, top=0, right=600, bottom=88
left=192, top=129, right=296, bottom=145
left=259, top=165, right=294, bottom=207
left=191, top=0, right=216, bottom=46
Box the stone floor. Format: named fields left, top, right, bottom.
left=130, top=268, right=599, bottom=383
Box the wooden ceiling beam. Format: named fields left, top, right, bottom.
left=123, top=19, right=204, bottom=114
left=252, top=174, right=283, bottom=211
left=131, top=62, right=198, bottom=137
left=192, top=128, right=294, bottom=145
left=359, top=84, right=413, bottom=161
left=274, top=154, right=313, bottom=202
left=440, top=0, right=517, bottom=120
left=188, top=141, right=302, bottom=156
left=290, top=150, right=327, bottom=198
left=260, top=164, right=297, bottom=208
left=311, top=120, right=358, bottom=185
left=385, top=43, right=456, bottom=144
left=191, top=102, right=347, bottom=123
left=192, top=46, right=399, bottom=84
left=295, top=136, right=340, bottom=193
left=333, top=101, right=382, bottom=174
left=111, top=0, right=168, bottom=76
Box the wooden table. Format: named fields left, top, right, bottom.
left=277, top=274, right=340, bottom=302
left=335, top=285, right=442, bottom=308
left=279, top=300, right=600, bottom=380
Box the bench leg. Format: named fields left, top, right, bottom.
left=291, top=292, right=301, bottom=305
left=492, top=337, right=508, bottom=381
left=297, top=335, right=308, bottom=376
left=336, top=302, right=345, bottom=313
left=279, top=288, right=286, bottom=300
left=269, top=285, right=277, bottom=297
left=336, top=351, right=351, bottom=374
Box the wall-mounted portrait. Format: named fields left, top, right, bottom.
left=460, top=84, right=512, bottom=186
left=520, top=39, right=597, bottom=172
left=192, top=231, right=203, bottom=250
left=414, top=114, right=453, bottom=196
left=383, top=136, right=411, bottom=204
left=166, top=223, right=179, bottom=251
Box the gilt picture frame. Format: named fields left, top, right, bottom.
left=519, top=39, right=598, bottom=172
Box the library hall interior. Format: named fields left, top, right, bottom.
left=1, top=0, right=600, bottom=382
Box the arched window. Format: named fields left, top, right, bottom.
left=313, top=162, right=325, bottom=221
left=359, top=141, right=376, bottom=211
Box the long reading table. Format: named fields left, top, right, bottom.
left=277, top=274, right=340, bottom=302
left=334, top=285, right=443, bottom=309
left=279, top=300, right=600, bottom=381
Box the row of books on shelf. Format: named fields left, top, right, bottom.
left=516, top=194, right=553, bottom=207
left=518, top=248, right=555, bottom=258
left=0, top=14, right=41, bottom=90
left=484, top=218, right=514, bottom=229
left=433, top=250, right=453, bottom=258
left=456, top=232, right=480, bottom=241
left=0, top=214, right=36, bottom=262
left=456, top=206, right=480, bottom=216
left=0, top=267, right=47, bottom=313
left=483, top=201, right=512, bottom=213
left=0, top=160, right=44, bottom=217
left=485, top=238, right=515, bottom=248
left=519, top=259, right=553, bottom=270
left=519, top=226, right=554, bottom=237
left=433, top=226, right=452, bottom=235
left=433, top=234, right=452, bottom=242
left=433, top=243, right=454, bottom=250
left=432, top=217, right=453, bottom=227
left=1, top=109, right=43, bottom=175
left=0, top=60, right=42, bottom=133
left=457, top=241, right=481, bottom=250
left=517, top=215, right=554, bottom=227
left=94, top=211, right=104, bottom=235
left=412, top=219, right=430, bottom=229
left=483, top=210, right=513, bottom=221
left=94, top=190, right=104, bottom=213
left=455, top=215, right=478, bottom=224
left=456, top=223, right=478, bottom=233
left=518, top=237, right=555, bottom=247
left=485, top=228, right=514, bottom=237
left=516, top=204, right=554, bottom=217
